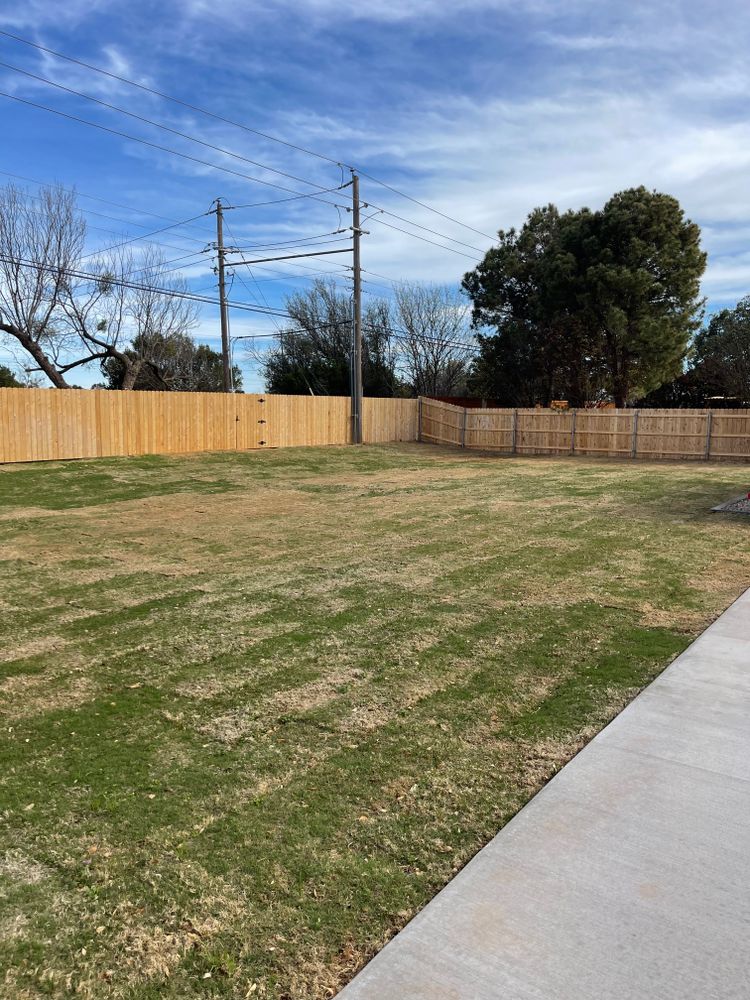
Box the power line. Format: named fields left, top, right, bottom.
left=0, top=28, right=497, bottom=243
left=2, top=55, right=489, bottom=256
left=79, top=212, right=211, bottom=260
left=363, top=205, right=486, bottom=255
left=0, top=168, right=209, bottom=231
left=0, top=66, right=486, bottom=258
left=0, top=91, right=350, bottom=210
left=4, top=173, right=222, bottom=260
left=23, top=186, right=197, bottom=234
left=223, top=326, right=480, bottom=354
left=222, top=229, right=348, bottom=250
left=3, top=253, right=478, bottom=362
left=4, top=187, right=444, bottom=302
left=0, top=254, right=293, bottom=318
left=355, top=169, right=497, bottom=242
left=9, top=189, right=212, bottom=262
left=370, top=217, right=482, bottom=262
left=3, top=253, right=394, bottom=335
left=223, top=218, right=285, bottom=338
left=61, top=176, right=478, bottom=264
left=0, top=29, right=345, bottom=168
left=224, top=190, right=344, bottom=210
left=228, top=268, right=349, bottom=285
left=123, top=250, right=210, bottom=278
left=0, top=60, right=337, bottom=195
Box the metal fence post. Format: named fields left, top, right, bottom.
left=512, top=408, right=518, bottom=454
left=570, top=409, right=577, bottom=454
left=417, top=397, right=423, bottom=442
left=631, top=410, right=639, bottom=459
left=461, top=407, right=468, bottom=448
left=705, top=411, right=713, bottom=460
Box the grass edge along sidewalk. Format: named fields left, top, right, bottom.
left=337, top=587, right=750, bottom=999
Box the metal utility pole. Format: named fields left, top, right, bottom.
left=214, top=199, right=232, bottom=392
left=351, top=171, right=363, bottom=444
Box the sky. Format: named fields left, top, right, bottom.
left=1, top=0, right=749, bottom=390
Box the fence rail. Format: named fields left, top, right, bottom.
left=419, top=398, right=750, bottom=462
left=0, top=389, right=418, bottom=464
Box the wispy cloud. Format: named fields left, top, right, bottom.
left=2, top=0, right=750, bottom=391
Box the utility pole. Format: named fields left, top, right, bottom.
left=214, top=199, right=232, bottom=393
left=351, top=171, right=363, bottom=444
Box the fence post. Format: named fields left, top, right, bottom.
left=570, top=409, right=577, bottom=454
left=631, top=410, right=639, bottom=459
left=511, top=409, right=518, bottom=454
left=705, top=411, right=713, bottom=460
left=417, top=397, right=423, bottom=442
left=461, top=407, right=467, bottom=448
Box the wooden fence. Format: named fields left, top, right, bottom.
left=419, top=398, right=750, bottom=462
left=4, top=389, right=749, bottom=465
left=0, top=389, right=418, bottom=463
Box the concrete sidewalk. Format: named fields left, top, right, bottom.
left=337, top=590, right=750, bottom=1000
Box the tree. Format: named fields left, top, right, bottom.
left=0, top=184, right=85, bottom=388
left=584, top=187, right=706, bottom=406
left=464, top=189, right=706, bottom=407
left=463, top=206, right=600, bottom=406
left=112, top=247, right=200, bottom=389
left=635, top=369, right=709, bottom=408
left=636, top=298, right=750, bottom=407
left=100, top=332, right=242, bottom=391
left=261, top=280, right=400, bottom=396
left=394, top=283, right=473, bottom=396
left=0, top=183, right=199, bottom=388
left=0, top=364, right=23, bottom=387
left=691, top=296, right=750, bottom=403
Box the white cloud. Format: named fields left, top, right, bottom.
left=5, top=0, right=750, bottom=330
left=180, top=0, right=529, bottom=25
left=0, top=0, right=107, bottom=29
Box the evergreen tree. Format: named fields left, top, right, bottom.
left=0, top=364, right=23, bottom=387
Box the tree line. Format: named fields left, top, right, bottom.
left=264, top=186, right=723, bottom=407
left=2, top=180, right=747, bottom=406
left=259, top=280, right=473, bottom=397
left=0, top=181, right=472, bottom=396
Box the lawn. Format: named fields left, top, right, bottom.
left=1, top=444, right=749, bottom=999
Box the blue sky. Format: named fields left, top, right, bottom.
left=1, top=0, right=749, bottom=389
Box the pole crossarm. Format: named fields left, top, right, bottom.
left=226, top=248, right=353, bottom=266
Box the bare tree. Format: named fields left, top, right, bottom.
left=0, top=183, right=199, bottom=388
left=259, top=279, right=400, bottom=396
left=0, top=184, right=84, bottom=387
left=97, top=246, right=198, bottom=389
left=394, top=283, right=474, bottom=396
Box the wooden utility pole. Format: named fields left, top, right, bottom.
left=351, top=171, right=363, bottom=444
left=214, top=199, right=232, bottom=392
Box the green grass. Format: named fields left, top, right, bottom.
left=1, top=443, right=749, bottom=999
